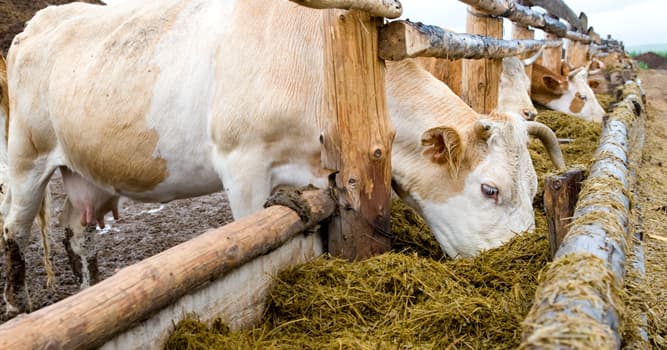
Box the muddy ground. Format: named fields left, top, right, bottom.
left=0, top=175, right=234, bottom=323
left=636, top=68, right=667, bottom=343
left=0, top=0, right=105, bottom=54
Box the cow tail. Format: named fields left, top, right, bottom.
left=38, top=189, right=55, bottom=289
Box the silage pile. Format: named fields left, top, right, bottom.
left=165, top=108, right=604, bottom=349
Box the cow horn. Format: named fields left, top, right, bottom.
left=522, top=46, right=544, bottom=66
left=567, top=66, right=586, bottom=79
left=526, top=121, right=566, bottom=170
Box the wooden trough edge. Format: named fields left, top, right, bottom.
left=0, top=189, right=335, bottom=350
left=520, top=82, right=646, bottom=348
left=379, top=20, right=561, bottom=61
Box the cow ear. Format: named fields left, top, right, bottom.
left=421, top=126, right=463, bottom=170
left=542, top=75, right=566, bottom=93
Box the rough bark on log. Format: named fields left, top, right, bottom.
left=523, top=0, right=581, bottom=30
left=289, top=0, right=402, bottom=18
left=521, top=83, right=645, bottom=349
left=0, top=189, right=335, bottom=350
left=456, top=0, right=591, bottom=42
left=379, top=20, right=561, bottom=61
left=544, top=168, right=585, bottom=258
left=321, top=9, right=394, bottom=260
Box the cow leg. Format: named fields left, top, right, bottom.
left=214, top=151, right=272, bottom=219
left=59, top=197, right=98, bottom=289
left=2, top=164, right=55, bottom=316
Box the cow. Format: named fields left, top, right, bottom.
left=417, top=49, right=544, bottom=121
left=0, top=0, right=564, bottom=315
left=531, top=62, right=606, bottom=122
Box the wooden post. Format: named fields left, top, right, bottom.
left=540, top=32, right=563, bottom=73
left=566, top=39, right=589, bottom=68
left=321, top=9, right=394, bottom=260
left=511, top=23, right=535, bottom=90
left=543, top=168, right=585, bottom=258
left=0, top=189, right=335, bottom=349
left=461, top=7, right=502, bottom=113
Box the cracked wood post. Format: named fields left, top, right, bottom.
left=544, top=168, right=585, bottom=259
left=321, top=9, right=394, bottom=260
left=461, top=7, right=502, bottom=113
left=511, top=22, right=535, bottom=92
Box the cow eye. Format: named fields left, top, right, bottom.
left=481, top=183, right=499, bottom=200
left=577, top=92, right=588, bottom=101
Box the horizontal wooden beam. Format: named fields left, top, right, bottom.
left=379, top=20, right=561, bottom=60
left=0, top=189, right=335, bottom=350
left=457, top=0, right=591, bottom=43
left=289, top=0, right=403, bottom=18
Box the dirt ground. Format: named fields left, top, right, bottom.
left=635, top=52, right=667, bottom=70
left=0, top=0, right=105, bottom=54
left=635, top=69, right=667, bottom=342
left=0, top=175, right=234, bottom=323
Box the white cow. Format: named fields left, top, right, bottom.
left=0, top=0, right=563, bottom=315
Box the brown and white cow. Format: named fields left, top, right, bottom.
left=0, top=0, right=563, bottom=314
left=531, top=62, right=606, bottom=122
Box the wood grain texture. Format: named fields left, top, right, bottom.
left=321, top=9, right=394, bottom=260
left=544, top=168, right=585, bottom=258
left=462, top=8, right=502, bottom=113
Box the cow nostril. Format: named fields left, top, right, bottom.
left=522, top=109, right=537, bottom=121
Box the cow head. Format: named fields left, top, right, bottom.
left=404, top=112, right=564, bottom=258
left=531, top=63, right=605, bottom=122
left=498, top=57, right=537, bottom=121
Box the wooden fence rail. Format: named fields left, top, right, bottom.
left=0, top=189, right=335, bottom=350
left=521, top=83, right=645, bottom=348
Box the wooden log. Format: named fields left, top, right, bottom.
left=289, top=0, right=402, bottom=18
left=521, top=84, right=645, bottom=349
left=524, top=0, right=581, bottom=31
left=378, top=20, right=561, bottom=61
left=0, top=189, right=335, bottom=350
left=565, top=39, right=589, bottom=69
left=540, top=32, right=562, bottom=75
left=456, top=0, right=591, bottom=43
left=511, top=23, right=535, bottom=88
left=462, top=8, right=502, bottom=113
left=543, top=168, right=585, bottom=258
left=321, top=9, right=394, bottom=260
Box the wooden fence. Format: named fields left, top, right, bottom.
left=0, top=0, right=638, bottom=348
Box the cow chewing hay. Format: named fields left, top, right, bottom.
left=165, top=107, right=643, bottom=349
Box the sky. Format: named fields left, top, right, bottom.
left=101, top=0, right=665, bottom=47
left=399, top=0, right=667, bottom=47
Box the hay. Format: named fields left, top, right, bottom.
left=165, top=108, right=604, bottom=349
